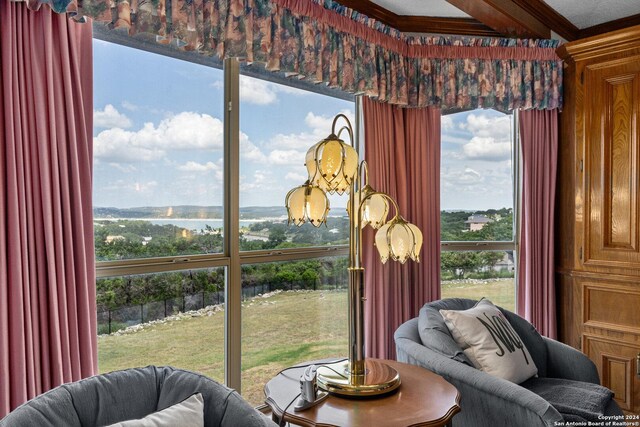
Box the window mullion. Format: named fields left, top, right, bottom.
left=223, top=58, right=242, bottom=392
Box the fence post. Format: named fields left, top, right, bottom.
left=164, top=299, right=167, bottom=318
left=141, top=304, right=144, bottom=324
left=108, top=310, right=112, bottom=335
left=182, top=296, right=185, bottom=313
left=202, top=291, right=205, bottom=309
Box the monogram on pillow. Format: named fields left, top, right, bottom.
left=475, top=310, right=530, bottom=364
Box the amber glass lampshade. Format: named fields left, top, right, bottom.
left=285, top=181, right=330, bottom=227
left=305, top=135, right=358, bottom=195
left=374, top=216, right=423, bottom=264
left=347, top=185, right=389, bottom=229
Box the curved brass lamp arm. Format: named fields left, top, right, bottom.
left=336, top=125, right=354, bottom=146
left=359, top=161, right=370, bottom=188
left=331, top=114, right=354, bottom=147
left=358, top=190, right=401, bottom=221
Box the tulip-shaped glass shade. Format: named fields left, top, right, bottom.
left=285, top=182, right=330, bottom=227
left=306, top=136, right=358, bottom=195
left=374, top=216, right=423, bottom=264
left=347, top=185, right=389, bottom=229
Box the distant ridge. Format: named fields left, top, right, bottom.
left=94, top=205, right=288, bottom=220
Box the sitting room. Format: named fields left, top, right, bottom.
left=1, top=0, right=639, bottom=425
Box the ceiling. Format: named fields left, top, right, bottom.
left=338, top=0, right=640, bottom=41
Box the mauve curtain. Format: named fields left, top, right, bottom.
left=362, top=96, right=441, bottom=359
left=0, top=0, right=97, bottom=417
left=517, top=109, right=558, bottom=339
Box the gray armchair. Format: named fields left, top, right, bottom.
left=395, top=298, right=622, bottom=427
left=0, top=366, right=276, bottom=427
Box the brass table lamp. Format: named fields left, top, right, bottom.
left=285, top=114, right=422, bottom=397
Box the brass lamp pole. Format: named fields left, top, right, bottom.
left=285, top=114, right=422, bottom=397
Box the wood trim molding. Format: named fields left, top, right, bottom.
left=337, top=1, right=640, bottom=42
left=557, top=25, right=640, bottom=62
left=399, top=16, right=500, bottom=37
left=579, top=14, right=640, bottom=39
left=444, top=0, right=550, bottom=39
left=335, top=0, right=398, bottom=27
left=555, top=268, right=640, bottom=286
left=336, top=0, right=501, bottom=37
left=510, top=0, right=578, bottom=41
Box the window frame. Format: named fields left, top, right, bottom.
left=439, top=108, right=520, bottom=302
left=93, top=28, right=353, bottom=394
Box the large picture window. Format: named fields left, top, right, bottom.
left=440, top=110, right=517, bottom=311
left=238, top=74, right=353, bottom=404
left=93, top=41, right=225, bottom=260
left=93, top=33, right=354, bottom=405
left=93, top=39, right=228, bottom=378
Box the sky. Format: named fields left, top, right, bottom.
left=93, top=39, right=513, bottom=212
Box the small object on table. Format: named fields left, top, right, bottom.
left=264, top=358, right=460, bottom=427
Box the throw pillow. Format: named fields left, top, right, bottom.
left=104, top=393, right=204, bottom=427
left=418, top=305, right=473, bottom=366
left=439, top=299, right=538, bottom=384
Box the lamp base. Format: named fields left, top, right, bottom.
left=316, top=359, right=401, bottom=397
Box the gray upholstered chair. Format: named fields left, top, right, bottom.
left=395, top=298, right=622, bottom=427
left=0, top=366, right=276, bottom=427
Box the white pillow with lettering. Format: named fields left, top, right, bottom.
left=105, top=393, right=204, bottom=427
left=439, top=299, right=537, bottom=384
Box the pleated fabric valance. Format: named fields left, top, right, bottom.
left=15, top=0, right=563, bottom=110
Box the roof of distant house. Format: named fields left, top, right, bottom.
left=465, top=215, right=492, bottom=224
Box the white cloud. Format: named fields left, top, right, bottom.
left=121, top=101, right=139, bottom=111
left=240, top=170, right=271, bottom=192
left=268, top=149, right=306, bottom=166
left=441, top=115, right=454, bottom=131
left=94, top=104, right=133, bottom=129
left=285, top=172, right=307, bottom=182
left=109, top=163, right=137, bottom=173
left=240, top=77, right=278, bottom=105
left=463, top=137, right=511, bottom=161
left=241, top=136, right=267, bottom=163
left=94, top=128, right=165, bottom=162
left=268, top=110, right=356, bottom=151
left=460, top=113, right=512, bottom=138
left=94, top=112, right=225, bottom=163
left=457, top=113, right=513, bottom=161
left=237, top=76, right=314, bottom=105
left=442, top=167, right=484, bottom=188
left=177, top=161, right=218, bottom=172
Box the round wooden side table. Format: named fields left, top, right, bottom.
left=264, top=358, right=461, bottom=427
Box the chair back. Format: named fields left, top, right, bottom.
left=422, top=298, right=548, bottom=377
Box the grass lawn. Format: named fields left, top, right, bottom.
left=442, top=278, right=515, bottom=312
left=98, top=279, right=514, bottom=406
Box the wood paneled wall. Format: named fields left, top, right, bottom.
left=556, top=25, right=640, bottom=414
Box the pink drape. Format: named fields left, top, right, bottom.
left=517, top=109, right=558, bottom=339
left=362, top=97, right=441, bottom=359
left=0, top=0, right=97, bottom=417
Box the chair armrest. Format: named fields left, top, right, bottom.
left=395, top=329, right=563, bottom=427
left=543, top=337, right=600, bottom=384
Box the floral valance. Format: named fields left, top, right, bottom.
left=18, top=0, right=563, bottom=110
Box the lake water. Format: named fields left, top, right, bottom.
left=94, top=218, right=285, bottom=231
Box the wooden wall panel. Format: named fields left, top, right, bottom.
left=585, top=335, right=639, bottom=412
left=585, top=59, right=640, bottom=269
left=557, top=26, right=640, bottom=414
left=604, top=76, right=636, bottom=249
left=583, top=283, right=640, bottom=333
